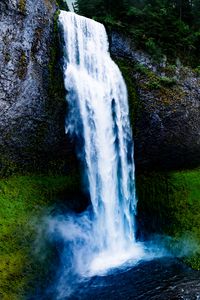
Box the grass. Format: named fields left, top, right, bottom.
left=136, top=168, right=200, bottom=269
left=1, top=165, right=200, bottom=299
left=0, top=174, right=80, bottom=299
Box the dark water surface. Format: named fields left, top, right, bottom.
left=69, top=258, right=200, bottom=300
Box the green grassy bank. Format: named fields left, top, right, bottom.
left=1, top=167, right=200, bottom=300
left=136, top=168, right=200, bottom=269
left=0, top=175, right=80, bottom=299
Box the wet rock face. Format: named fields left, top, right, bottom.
left=0, top=0, right=69, bottom=174
left=135, top=74, right=200, bottom=171
left=110, top=31, right=200, bottom=171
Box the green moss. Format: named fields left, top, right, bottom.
left=17, top=50, right=28, bottom=80
left=134, top=63, right=177, bottom=90
left=152, top=75, right=177, bottom=88
left=184, top=253, right=200, bottom=270
left=18, top=0, right=26, bottom=14
left=0, top=174, right=80, bottom=299
left=159, top=76, right=177, bottom=87
left=132, top=63, right=186, bottom=109
left=194, top=66, right=200, bottom=77
left=136, top=168, right=200, bottom=269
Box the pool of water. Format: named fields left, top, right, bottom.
left=68, top=258, right=200, bottom=300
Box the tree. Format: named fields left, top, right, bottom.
left=192, top=0, right=200, bottom=27
left=76, top=0, right=129, bottom=18
left=75, top=0, right=200, bottom=67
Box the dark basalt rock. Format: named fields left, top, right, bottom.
left=0, top=0, right=72, bottom=175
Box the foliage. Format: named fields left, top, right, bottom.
left=0, top=174, right=80, bottom=299
left=56, top=0, right=69, bottom=10
left=194, top=65, right=200, bottom=76
left=75, top=0, right=200, bottom=66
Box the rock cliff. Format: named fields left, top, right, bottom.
left=0, top=5, right=200, bottom=175
left=111, top=31, right=200, bottom=171
left=0, top=0, right=71, bottom=175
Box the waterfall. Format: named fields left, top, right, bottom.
left=52, top=11, right=144, bottom=283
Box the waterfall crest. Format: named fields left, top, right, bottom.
left=56, top=11, right=144, bottom=277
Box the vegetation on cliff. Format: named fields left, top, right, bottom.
left=75, top=0, right=200, bottom=66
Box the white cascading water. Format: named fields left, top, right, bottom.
left=49, top=12, right=145, bottom=291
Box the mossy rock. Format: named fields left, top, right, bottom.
left=17, top=50, right=28, bottom=80
left=18, top=0, right=26, bottom=14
